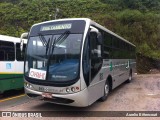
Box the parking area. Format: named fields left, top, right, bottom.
left=0, top=74, right=160, bottom=119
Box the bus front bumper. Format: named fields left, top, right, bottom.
left=25, top=87, right=89, bottom=107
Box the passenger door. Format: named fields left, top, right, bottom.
left=88, top=27, right=104, bottom=105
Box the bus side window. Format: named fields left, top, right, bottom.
left=0, top=50, right=5, bottom=60
left=0, top=41, right=15, bottom=61
left=103, top=46, right=110, bottom=59
left=90, top=32, right=97, bottom=58
left=90, top=32, right=102, bottom=80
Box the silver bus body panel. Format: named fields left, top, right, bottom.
left=25, top=84, right=89, bottom=107
left=87, top=59, right=136, bottom=105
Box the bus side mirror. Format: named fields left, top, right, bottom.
left=90, top=26, right=103, bottom=45
left=97, top=32, right=102, bottom=45
left=20, top=32, right=28, bottom=52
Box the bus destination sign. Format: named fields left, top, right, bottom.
left=40, top=23, right=72, bottom=31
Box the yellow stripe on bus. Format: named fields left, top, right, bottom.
left=0, top=72, right=23, bottom=74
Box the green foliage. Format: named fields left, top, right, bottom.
left=100, top=0, right=160, bottom=11
left=0, top=0, right=160, bottom=62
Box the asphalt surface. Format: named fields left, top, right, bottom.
left=0, top=74, right=160, bottom=120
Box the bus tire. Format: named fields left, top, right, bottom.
left=126, top=70, right=132, bottom=83
left=99, top=80, right=109, bottom=102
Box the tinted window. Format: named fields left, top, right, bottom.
left=16, top=43, right=26, bottom=61
left=0, top=41, right=15, bottom=61
left=91, top=26, right=136, bottom=59
left=90, top=32, right=102, bottom=80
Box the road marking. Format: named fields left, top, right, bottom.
left=0, top=94, right=25, bottom=103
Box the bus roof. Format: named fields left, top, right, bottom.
left=32, top=18, right=135, bottom=47
left=0, top=34, right=27, bottom=44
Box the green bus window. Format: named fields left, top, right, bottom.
left=0, top=41, right=15, bottom=61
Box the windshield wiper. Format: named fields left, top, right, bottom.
left=51, top=31, right=70, bottom=55
left=38, top=33, right=51, bottom=58
left=38, top=33, right=48, bottom=46
left=55, top=31, right=70, bottom=46
left=46, top=31, right=70, bottom=80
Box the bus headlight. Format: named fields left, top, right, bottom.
left=66, top=88, right=70, bottom=93
left=71, top=87, right=75, bottom=92
left=24, top=82, right=33, bottom=90
left=24, top=82, right=28, bottom=87
left=29, top=84, right=33, bottom=89
left=65, top=86, right=79, bottom=93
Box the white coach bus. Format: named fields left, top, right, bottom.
left=20, top=18, right=136, bottom=107
left=0, top=35, right=26, bottom=94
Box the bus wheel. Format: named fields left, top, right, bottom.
left=99, top=80, right=109, bottom=102
left=126, top=71, right=132, bottom=83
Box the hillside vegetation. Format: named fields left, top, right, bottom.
left=0, top=0, right=160, bottom=73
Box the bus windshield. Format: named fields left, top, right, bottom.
left=25, top=33, right=83, bottom=82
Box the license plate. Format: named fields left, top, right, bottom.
left=42, top=92, right=52, bottom=98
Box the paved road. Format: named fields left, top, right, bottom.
left=0, top=74, right=160, bottom=119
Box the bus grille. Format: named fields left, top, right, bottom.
left=41, top=97, right=74, bottom=104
